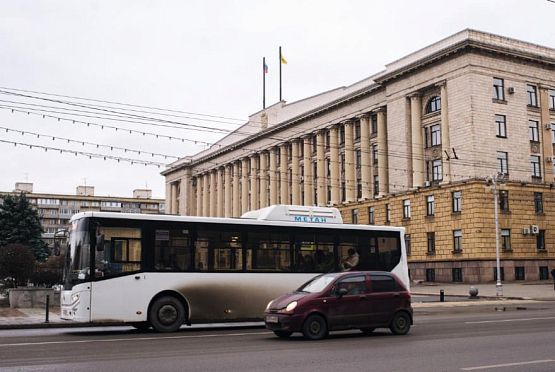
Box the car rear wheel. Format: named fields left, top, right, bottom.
left=149, top=296, right=186, bottom=333
left=360, top=327, right=375, bottom=335
left=302, top=314, right=328, bottom=340
left=389, top=312, right=411, bottom=335
left=273, top=330, right=292, bottom=338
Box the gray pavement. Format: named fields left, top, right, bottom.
left=0, top=281, right=554, bottom=329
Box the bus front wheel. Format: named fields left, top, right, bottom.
left=149, top=296, right=186, bottom=333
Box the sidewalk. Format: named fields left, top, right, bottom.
left=1, top=282, right=554, bottom=330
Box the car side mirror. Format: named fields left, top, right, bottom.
left=337, top=288, right=348, bottom=298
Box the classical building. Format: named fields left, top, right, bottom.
left=0, top=182, right=165, bottom=251
left=162, top=29, right=555, bottom=283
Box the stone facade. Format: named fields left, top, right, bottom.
left=162, top=29, right=555, bottom=283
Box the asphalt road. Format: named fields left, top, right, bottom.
left=1, top=305, right=555, bottom=372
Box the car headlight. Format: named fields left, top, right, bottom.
left=285, top=301, right=297, bottom=312
left=71, top=293, right=80, bottom=303
left=265, top=300, right=273, bottom=311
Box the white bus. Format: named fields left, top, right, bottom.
left=61, top=205, right=409, bottom=332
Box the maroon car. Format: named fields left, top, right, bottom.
left=264, top=271, right=412, bottom=340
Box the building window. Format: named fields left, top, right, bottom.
left=493, top=77, right=504, bottom=100
left=427, top=232, right=435, bottom=254
left=372, top=144, right=378, bottom=164
left=529, top=120, right=539, bottom=142
left=425, top=124, right=441, bottom=148
left=539, top=266, right=549, bottom=280
left=425, top=96, right=441, bottom=114
left=405, top=234, right=411, bottom=256
left=426, top=268, right=435, bottom=282
left=355, top=149, right=361, bottom=170
left=453, top=230, right=462, bottom=253
left=515, top=266, right=525, bottom=281
left=373, top=176, right=379, bottom=196
left=495, top=114, right=507, bottom=138
left=497, top=151, right=508, bottom=175
left=452, top=268, right=463, bottom=283
left=499, top=190, right=509, bottom=212
left=354, top=120, right=361, bottom=141
left=426, top=195, right=435, bottom=216
left=351, top=209, right=359, bottom=224
left=325, top=131, right=330, bottom=150
left=403, top=199, right=411, bottom=219
left=527, top=84, right=538, bottom=107
left=549, top=89, right=555, bottom=110
left=368, top=207, right=375, bottom=225
left=531, top=155, right=541, bottom=178
left=452, top=191, right=462, bottom=213
left=493, top=267, right=505, bottom=281
left=371, top=115, right=377, bottom=135
left=385, top=204, right=391, bottom=223
left=339, top=125, right=345, bottom=145
left=534, top=192, right=543, bottom=214
left=428, top=159, right=442, bottom=181
left=356, top=179, right=362, bottom=199
left=501, top=229, right=511, bottom=251
left=341, top=182, right=345, bottom=203
left=537, top=230, right=546, bottom=251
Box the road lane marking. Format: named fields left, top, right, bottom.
left=465, top=316, right=555, bottom=324
left=461, top=359, right=555, bottom=370
left=0, top=331, right=271, bottom=348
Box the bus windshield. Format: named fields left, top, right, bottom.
left=63, top=218, right=90, bottom=290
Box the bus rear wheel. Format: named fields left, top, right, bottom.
left=149, top=296, right=186, bottom=333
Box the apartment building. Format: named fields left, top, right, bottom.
left=162, top=29, right=555, bottom=282
left=1, top=182, right=165, bottom=250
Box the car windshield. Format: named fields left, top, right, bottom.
left=63, top=217, right=90, bottom=290
left=298, top=273, right=339, bottom=293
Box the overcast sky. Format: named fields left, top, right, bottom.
left=1, top=0, right=554, bottom=199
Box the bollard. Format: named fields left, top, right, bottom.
left=45, top=295, right=50, bottom=323
left=440, top=289, right=445, bottom=302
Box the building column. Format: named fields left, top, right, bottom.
left=540, top=85, right=554, bottom=180
left=410, top=94, right=425, bottom=188
left=303, top=136, right=313, bottom=205
left=250, top=154, right=259, bottom=210
left=439, top=82, right=451, bottom=184
left=224, top=165, right=232, bottom=217
left=344, top=121, right=356, bottom=202
left=241, top=158, right=249, bottom=214
left=209, top=170, right=217, bottom=217
left=179, top=169, right=192, bottom=216
left=360, top=115, right=371, bottom=200
left=202, top=173, right=210, bottom=217
left=259, top=152, right=268, bottom=208
left=269, top=148, right=278, bottom=205
left=291, top=140, right=301, bottom=205
left=232, top=162, right=241, bottom=217
left=195, top=176, right=202, bottom=217
left=280, top=143, right=289, bottom=204
left=169, top=182, right=177, bottom=214
left=216, top=167, right=224, bottom=217
left=377, top=108, right=389, bottom=196
left=329, top=126, right=340, bottom=205
left=316, top=130, right=326, bottom=206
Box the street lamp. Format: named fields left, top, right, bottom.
left=486, top=173, right=503, bottom=297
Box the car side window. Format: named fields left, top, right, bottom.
left=370, top=274, right=398, bottom=292
left=333, top=275, right=367, bottom=296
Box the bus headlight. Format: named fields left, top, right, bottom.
left=285, top=301, right=297, bottom=312
left=71, top=293, right=80, bottom=303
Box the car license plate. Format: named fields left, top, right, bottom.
left=266, top=315, right=278, bottom=323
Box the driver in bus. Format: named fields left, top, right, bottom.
left=341, top=248, right=359, bottom=271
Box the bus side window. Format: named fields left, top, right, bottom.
left=154, top=229, right=191, bottom=272
left=95, top=227, right=142, bottom=278
left=194, top=236, right=209, bottom=272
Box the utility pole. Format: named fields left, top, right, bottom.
left=487, top=173, right=503, bottom=296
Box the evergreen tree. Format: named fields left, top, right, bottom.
left=0, top=193, right=49, bottom=261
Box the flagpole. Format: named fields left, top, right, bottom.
left=263, top=57, right=266, bottom=109
left=279, top=46, right=282, bottom=101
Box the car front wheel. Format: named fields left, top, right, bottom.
left=302, top=314, right=328, bottom=340
left=389, top=312, right=411, bottom=335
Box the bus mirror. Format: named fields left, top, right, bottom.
left=95, top=234, right=105, bottom=251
